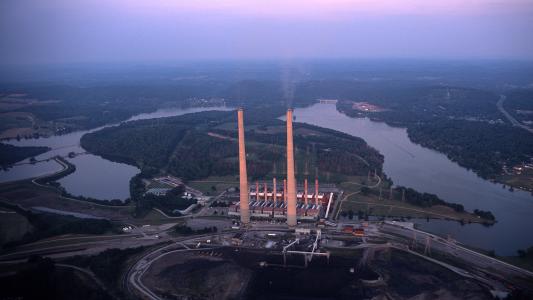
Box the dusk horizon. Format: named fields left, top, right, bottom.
left=2, top=0, right=533, bottom=65
left=1, top=1, right=533, bottom=299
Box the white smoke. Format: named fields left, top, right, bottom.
left=281, top=61, right=306, bottom=108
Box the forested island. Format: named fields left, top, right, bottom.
left=81, top=108, right=384, bottom=183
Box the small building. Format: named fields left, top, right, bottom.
left=354, top=228, right=365, bottom=237
left=196, top=196, right=211, bottom=205
left=145, top=188, right=171, bottom=196
left=232, top=232, right=244, bottom=246
left=342, top=225, right=354, bottom=234
left=295, top=228, right=311, bottom=235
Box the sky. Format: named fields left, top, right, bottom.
left=1, top=0, right=532, bottom=65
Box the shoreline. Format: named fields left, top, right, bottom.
left=335, top=104, right=533, bottom=195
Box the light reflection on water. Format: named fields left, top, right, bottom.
left=294, top=103, right=533, bottom=255
left=0, top=106, right=231, bottom=201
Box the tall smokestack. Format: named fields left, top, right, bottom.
left=238, top=108, right=250, bottom=224
left=286, top=109, right=297, bottom=226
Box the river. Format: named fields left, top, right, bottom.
left=1, top=103, right=531, bottom=255
left=0, top=106, right=230, bottom=200
left=293, top=103, right=533, bottom=255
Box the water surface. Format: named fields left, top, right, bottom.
left=0, top=106, right=230, bottom=201
left=293, top=103, right=533, bottom=255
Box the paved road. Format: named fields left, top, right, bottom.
left=3, top=212, right=532, bottom=297
left=333, top=174, right=382, bottom=220
left=127, top=233, right=229, bottom=300
left=497, top=94, right=533, bottom=134
left=381, top=222, right=533, bottom=291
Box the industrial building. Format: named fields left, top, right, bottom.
left=228, top=179, right=334, bottom=220
left=231, top=108, right=336, bottom=225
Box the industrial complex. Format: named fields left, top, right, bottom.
left=2, top=108, right=532, bottom=300
left=229, top=108, right=338, bottom=224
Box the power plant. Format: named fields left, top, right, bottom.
left=230, top=108, right=336, bottom=225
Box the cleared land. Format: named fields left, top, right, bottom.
left=337, top=179, right=493, bottom=224
left=142, top=250, right=251, bottom=300
left=187, top=176, right=239, bottom=196
left=498, top=172, right=533, bottom=192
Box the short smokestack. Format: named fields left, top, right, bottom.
left=238, top=108, right=250, bottom=224
left=286, top=109, right=297, bottom=226
left=264, top=182, right=268, bottom=201
left=256, top=181, right=259, bottom=201
left=273, top=178, right=277, bottom=204
left=283, top=178, right=287, bottom=204
left=315, top=178, right=319, bottom=205
left=304, top=178, right=308, bottom=206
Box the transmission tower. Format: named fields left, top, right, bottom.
left=424, top=235, right=431, bottom=256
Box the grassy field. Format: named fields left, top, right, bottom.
left=337, top=177, right=493, bottom=224
left=498, top=173, right=533, bottom=192
left=0, top=111, right=60, bottom=139
left=0, top=112, right=33, bottom=132
left=132, top=209, right=187, bottom=226
left=187, top=176, right=239, bottom=196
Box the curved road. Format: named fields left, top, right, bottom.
left=497, top=94, right=533, bottom=134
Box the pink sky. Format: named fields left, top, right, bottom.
left=121, top=0, right=533, bottom=17
left=1, top=0, right=532, bottom=63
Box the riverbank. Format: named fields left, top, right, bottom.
left=293, top=103, right=533, bottom=255
left=33, top=156, right=75, bottom=185
left=24, top=156, right=130, bottom=207
left=0, top=157, right=134, bottom=223
left=336, top=101, right=533, bottom=194
left=337, top=179, right=496, bottom=225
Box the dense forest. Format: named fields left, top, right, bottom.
left=4, top=63, right=531, bottom=187
left=337, top=86, right=502, bottom=124
left=0, top=143, right=50, bottom=166
left=337, top=86, right=533, bottom=181
left=4, top=66, right=530, bottom=187
left=81, top=109, right=384, bottom=183
left=0, top=78, right=315, bottom=135
left=407, top=120, right=533, bottom=178
left=505, top=89, right=533, bottom=124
